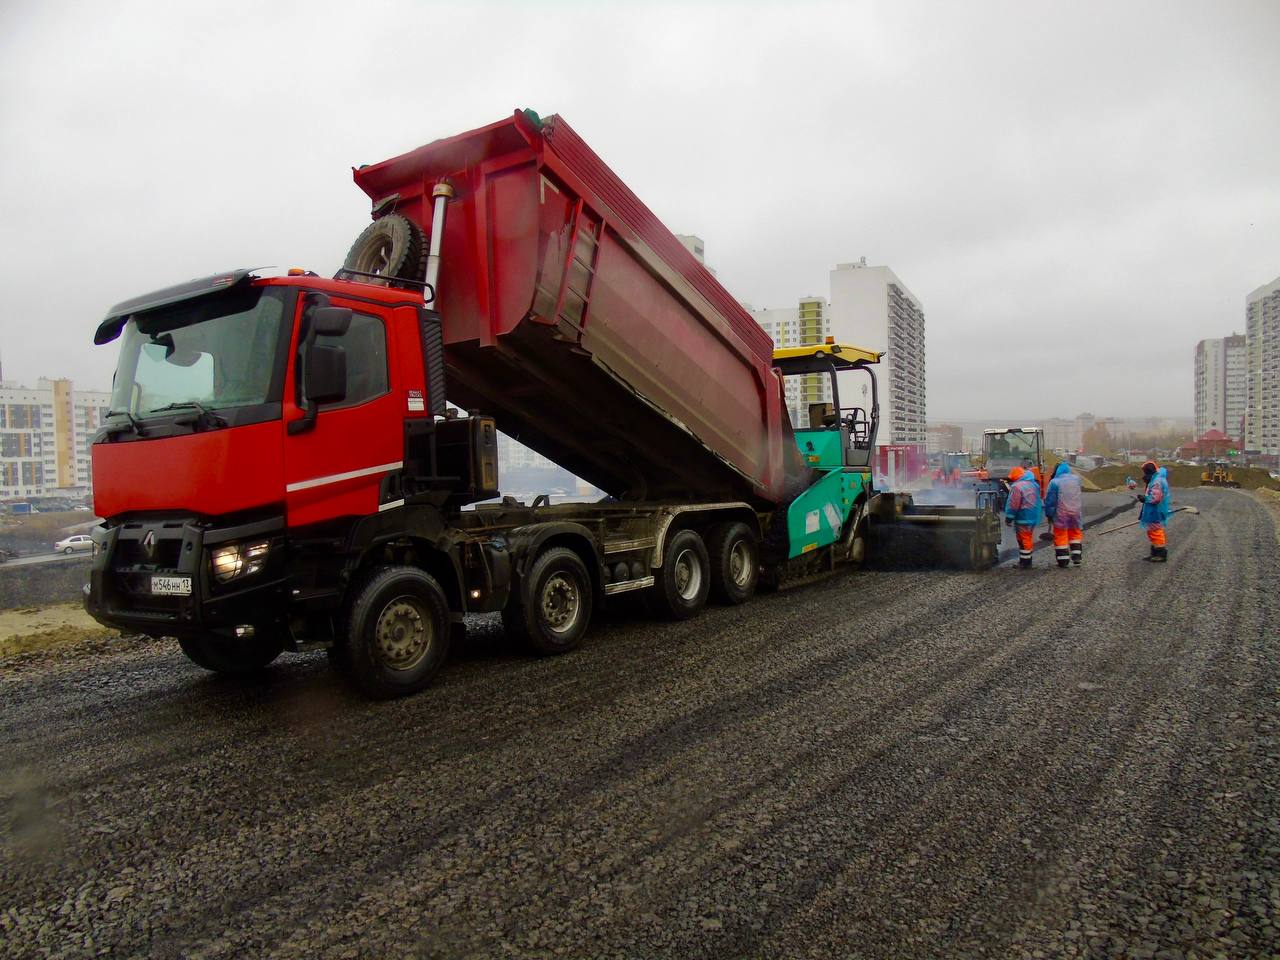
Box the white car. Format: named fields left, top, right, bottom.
left=54, top=534, right=94, bottom=555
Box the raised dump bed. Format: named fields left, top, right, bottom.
left=352, top=109, right=805, bottom=507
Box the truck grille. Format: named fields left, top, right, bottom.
left=114, top=536, right=184, bottom=570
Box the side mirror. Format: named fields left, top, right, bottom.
left=310, top=306, right=352, bottom=337
left=305, top=344, right=347, bottom=405
left=287, top=302, right=353, bottom=435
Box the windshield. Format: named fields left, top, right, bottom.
left=984, top=431, right=1040, bottom=476
left=108, top=287, right=287, bottom=419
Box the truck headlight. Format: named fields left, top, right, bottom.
left=211, top=540, right=270, bottom=583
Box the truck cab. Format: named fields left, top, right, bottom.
left=86, top=268, right=501, bottom=695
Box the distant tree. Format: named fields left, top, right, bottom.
left=1081, top=424, right=1113, bottom=456
left=1124, top=429, right=1195, bottom=454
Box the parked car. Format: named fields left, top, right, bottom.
left=53, top=534, right=93, bottom=555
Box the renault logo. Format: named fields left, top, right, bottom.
left=142, top=530, right=156, bottom=559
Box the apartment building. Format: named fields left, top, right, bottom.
left=749, top=297, right=833, bottom=428
left=1194, top=334, right=1246, bottom=438
left=0, top=378, right=111, bottom=499
left=749, top=260, right=927, bottom=482
left=1245, top=276, right=1280, bottom=457
left=675, top=234, right=705, bottom=264
left=496, top=431, right=557, bottom=471
left=925, top=423, right=963, bottom=454
left=828, top=260, right=927, bottom=480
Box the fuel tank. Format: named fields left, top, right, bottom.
left=352, top=110, right=805, bottom=506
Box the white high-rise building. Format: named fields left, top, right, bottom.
left=0, top=378, right=111, bottom=499
left=748, top=260, right=927, bottom=474
left=675, top=233, right=717, bottom=277
left=675, top=234, right=705, bottom=264
left=1245, top=277, right=1280, bottom=457
left=828, top=260, right=927, bottom=451
left=496, top=432, right=557, bottom=471
left=1194, top=334, right=1246, bottom=438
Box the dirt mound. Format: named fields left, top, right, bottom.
left=0, top=624, right=119, bottom=659
left=1085, top=463, right=1279, bottom=491
left=0, top=602, right=122, bottom=659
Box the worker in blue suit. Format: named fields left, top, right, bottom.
left=1135, top=460, right=1171, bottom=562
left=1004, top=466, right=1043, bottom=568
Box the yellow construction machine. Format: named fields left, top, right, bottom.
left=1200, top=462, right=1241, bottom=488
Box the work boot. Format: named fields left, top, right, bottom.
left=1055, top=546, right=1069, bottom=568
left=1070, top=542, right=1082, bottom=566
left=1149, top=546, right=1168, bottom=563
left=1018, top=557, right=1033, bottom=569
left=1145, top=545, right=1159, bottom=561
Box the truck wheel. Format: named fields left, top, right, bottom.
left=178, top=633, right=283, bottom=673
left=651, top=529, right=710, bottom=620
left=342, top=565, right=450, bottom=699
left=507, top=546, right=593, bottom=655
left=707, top=521, right=758, bottom=605
left=343, top=214, right=425, bottom=284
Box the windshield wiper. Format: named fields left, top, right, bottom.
left=147, top=400, right=229, bottom=429
left=102, top=409, right=148, bottom=437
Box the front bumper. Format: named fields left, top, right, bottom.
left=85, top=515, right=289, bottom=639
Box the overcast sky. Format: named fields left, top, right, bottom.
left=1, top=0, right=1276, bottom=420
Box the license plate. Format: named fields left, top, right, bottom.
left=150, top=576, right=192, bottom=596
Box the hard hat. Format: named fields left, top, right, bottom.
left=1009, top=467, right=1025, bottom=481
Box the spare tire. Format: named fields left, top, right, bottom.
left=343, top=214, right=425, bottom=286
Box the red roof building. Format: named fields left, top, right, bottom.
left=1177, top=429, right=1240, bottom=460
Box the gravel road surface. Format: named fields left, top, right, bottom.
left=1, top=489, right=1276, bottom=959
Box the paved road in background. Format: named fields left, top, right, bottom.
left=2, top=551, right=87, bottom=568
left=1, top=490, right=1276, bottom=959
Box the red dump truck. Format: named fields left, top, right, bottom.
left=85, top=110, right=988, bottom=697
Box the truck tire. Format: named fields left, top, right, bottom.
left=178, top=632, right=283, bottom=673
left=650, top=529, right=710, bottom=620
left=343, top=214, right=425, bottom=285
left=707, top=521, right=758, bottom=605
left=505, top=546, right=593, bottom=655
left=340, top=565, right=451, bottom=699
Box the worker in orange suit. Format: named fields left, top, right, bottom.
left=1004, top=466, right=1043, bottom=568
left=1135, top=460, right=1171, bottom=562
left=1043, top=462, right=1084, bottom=567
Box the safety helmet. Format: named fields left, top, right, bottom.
left=1009, top=466, right=1025, bottom=481
left=1141, top=459, right=1158, bottom=475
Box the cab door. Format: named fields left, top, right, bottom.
left=283, top=296, right=404, bottom=529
